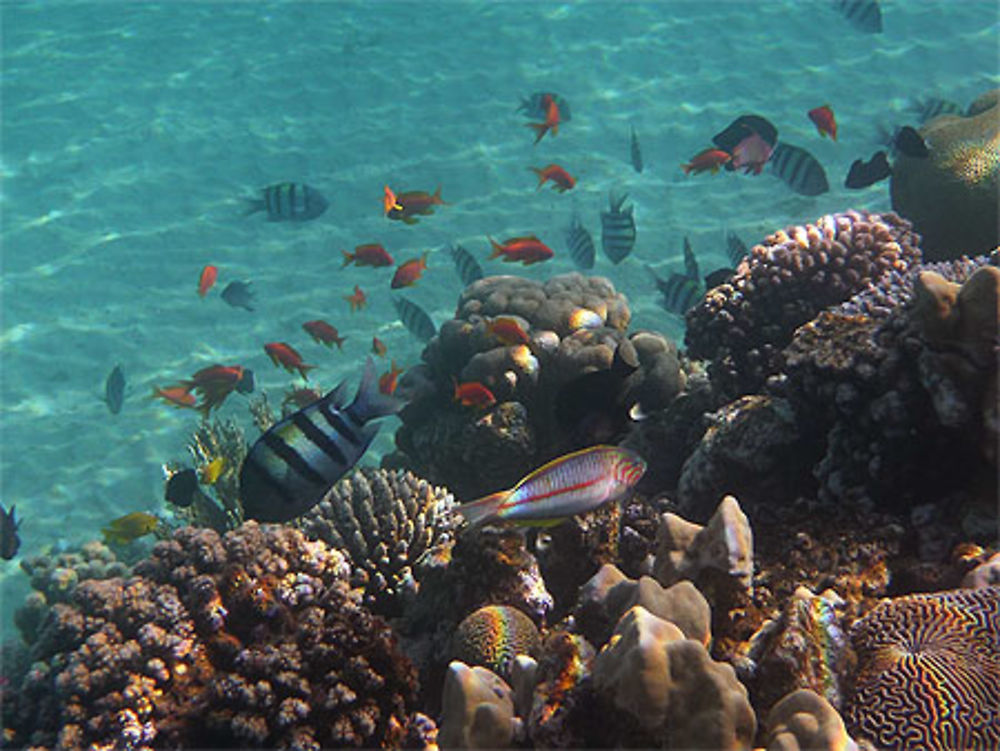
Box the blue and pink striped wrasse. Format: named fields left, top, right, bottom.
left=454, top=445, right=646, bottom=527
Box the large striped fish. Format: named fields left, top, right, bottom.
left=768, top=142, right=829, bottom=196
left=454, top=445, right=646, bottom=527
left=393, top=296, right=436, bottom=342
left=238, top=357, right=402, bottom=522
left=601, top=192, right=637, bottom=265
left=566, top=211, right=596, bottom=270
left=245, top=182, right=329, bottom=222
left=832, top=0, right=882, bottom=34
left=449, top=243, right=484, bottom=287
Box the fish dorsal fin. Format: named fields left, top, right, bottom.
left=327, top=380, right=351, bottom=408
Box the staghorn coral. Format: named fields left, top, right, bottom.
left=295, top=467, right=457, bottom=617
left=4, top=523, right=420, bottom=750
left=451, top=605, right=541, bottom=681
left=685, top=209, right=922, bottom=398
left=845, top=586, right=1000, bottom=751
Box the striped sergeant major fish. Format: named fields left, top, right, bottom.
left=104, top=364, right=125, bottom=415
left=238, top=357, right=403, bottom=522
left=629, top=124, right=644, bottom=173
left=245, top=182, right=329, bottom=222
left=566, top=211, right=596, bottom=270
left=833, top=0, right=882, bottom=33
left=449, top=243, right=484, bottom=287
left=683, top=236, right=699, bottom=280
left=726, top=231, right=749, bottom=267
left=601, top=191, right=636, bottom=265
left=647, top=264, right=703, bottom=315
left=910, top=97, right=963, bottom=124
left=393, top=295, right=436, bottom=343
left=768, top=142, right=830, bottom=196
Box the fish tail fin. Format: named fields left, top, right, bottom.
left=454, top=490, right=510, bottom=527
left=242, top=198, right=264, bottom=217
left=421, top=250, right=430, bottom=268
left=433, top=185, right=447, bottom=205
left=488, top=237, right=505, bottom=259
left=341, top=250, right=354, bottom=267
left=681, top=162, right=693, bottom=175
left=529, top=167, right=545, bottom=189
left=527, top=122, right=547, bottom=144
left=350, top=356, right=405, bottom=421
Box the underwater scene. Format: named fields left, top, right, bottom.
left=1, top=0, right=999, bottom=747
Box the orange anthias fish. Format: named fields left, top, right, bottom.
left=102, top=511, right=160, bottom=545
left=198, top=265, right=218, bottom=298
left=378, top=360, right=403, bottom=395
left=264, top=342, right=315, bottom=379
left=485, top=315, right=532, bottom=346
left=488, top=235, right=554, bottom=265
left=183, top=364, right=246, bottom=415
left=345, top=285, right=367, bottom=312
left=372, top=336, right=387, bottom=356
left=527, top=93, right=560, bottom=145
left=342, top=243, right=395, bottom=268
left=152, top=385, right=198, bottom=409
left=282, top=386, right=324, bottom=410
left=681, top=148, right=732, bottom=175
left=384, top=185, right=446, bottom=224
left=808, top=104, right=837, bottom=141
left=391, top=251, right=429, bottom=289
left=303, top=320, right=346, bottom=349
left=454, top=379, right=496, bottom=409
left=530, top=164, right=576, bottom=192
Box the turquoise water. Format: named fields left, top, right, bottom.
left=1, top=1, right=997, bottom=622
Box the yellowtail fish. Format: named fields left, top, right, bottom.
left=200, top=456, right=225, bottom=485
left=102, top=511, right=159, bottom=545
left=454, top=445, right=646, bottom=527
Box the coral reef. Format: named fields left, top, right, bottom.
left=294, top=467, right=457, bottom=616
left=763, top=689, right=858, bottom=751
left=451, top=605, right=541, bottom=681
left=845, top=586, right=1000, bottom=750
left=891, top=88, right=1000, bottom=260
left=438, top=661, right=519, bottom=749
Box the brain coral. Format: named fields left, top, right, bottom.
left=845, top=586, right=1000, bottom=750
left=451, top=605, right=541, bottom=681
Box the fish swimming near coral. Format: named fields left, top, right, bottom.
left=392, top=296, right=436, bottom=342
left=104, top=364, right=125, bottom=415
left=648, top=265, right=703, bottom=315
left=200, top=456, right=226, bottom=485
left=238, top=357, right=404, bottom=523
left=910, top=97, right=963, bottom=124
left=245, top=182, right=329, bottom=222
left=726, top=231, right=749, bottom=266
left=488, top=235, right=554, bottom=265
left=629, top=123, right=644, bottom=173
left=345, top=285, right=367, bottom=312
left=265, top=342, right=315, bottom=380
left=566, top=211, right=596, bottom=270
left=767, top=142, right=830, bottom=195
left=454, top=379, right=496, bottom=409
left=601, top=192, right=636, bottom=264
left=0, top=503, right=21, bottom=560
left=845, top=151, right=892, bottom=189
left=183, top=364, right=248, bottom=415
left=453, top=445, right=646, bottom=527
left=516, top=91, right=572, bottom=121
left=832, top=0, right=882, bottom=33
left=391, top=252, right=430, bottom=289
left=221, top=281, right=256, bottom=311
left=342, top=243, right=395, bottom=268
left=164, top=467, right=200, bottom=508
left=681, top=148, right=732, bottom=175
left=102, top=511, right=159, bottom=545
left=303, top=320, right=347, bottom=349
left=384, top=186, right=446, bottom=224
left=378, top=360, right=404, bottom=395
left=683, top=236, right=699, bottom=280
left=449, top=243, right=484, bottom=286
left=152, top=385, right=197, bottom=409
left=730, top=132, right=774, bottom=175
left=712, top=114, right=778, bottom=155
left=486, top=316, right=532, bottom=347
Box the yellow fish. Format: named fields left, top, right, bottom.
left=200, top=456, right=225, bottom=485
left=101, top=511, right=159, bottom=545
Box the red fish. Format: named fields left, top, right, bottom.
left=378, top=360, right=403, bottom=395
left=454, top=379, right=496, bottom=408
left=391, top=251, right=429, bottom=289
left=485, top=316, right=531, bottom=346
left=303, top=320, right=346, bottom=349
left=198, top=265, right=218, bottom=298
left=282, top=386, right=323, bottom=410
left=681, top=148, right=732, bottom=175
left=345, top=285, right=367, bottom=312
left=488, top=235, right=554, bottom=265
left=730, top=132, right=774, bottom=174
left=342, top=243, right=395, bottom=268
left=527, top=94, right=560, bottom=145
left=384, top=185, right=446, bottom=224
left=152, top=385, right=197, bottom=409
left=808, top=104, right=837, bottom=141
left=530, top=164, right=576, bottom=192
left=183, top=364, right=245, bottom=415
left=264, top=342, right=315, bottom=379
left=372, top=336, right=387, bottom=356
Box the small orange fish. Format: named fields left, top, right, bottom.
left=485, top=316, right=531, bottom=346
left=808, top=104, right=837, bottom=141
left=488, top=235, right=554, bottom=265
left=182, top=364, right=246, bottom=415
left=303, top=320, right=346, bottom=349
left=152, top=385, right=197, bottom=409
left=345, top=285, right=367, bottom=312
left=372, top=336, right=387, bottom=356
left=454, top=379, right=497, bottom=408
left=682, top=148, right=732, bottom=175
left=282, top=386, right=324, bottom=410
left=264, top=342, right=315, bottom=379
left=385, top=186, right=446, bottom=224
left=378, top=360, right=403, bottom=395
left=527, top=94, right=560, bottom=145
left=530, top=164, right=576, bottom=192
left=391, top=251, right=429, bottom=289
left=342, top=244, right=395, bottom=268
left=198, top=265, right=218, bottom=298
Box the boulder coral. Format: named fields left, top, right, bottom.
left=763, top=689, right=858, bottom=751
left=438, top=661, right=519, bottom=750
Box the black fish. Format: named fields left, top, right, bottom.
left=165, top=468, right=200, bottom=508
left=221, top=281, right=256, bottom=311
left=833, top=0, right=882, bottom=33
left=566, top=212, right=596, bottom=270
left=704, top=267, right=736, bottom=288
left=895, top=126, right=929, bottom=158
left=911, top=97, right=963, bottom=124
left=236, top=368, right=255, bottom=395
left=713, top=114, right=778, bottom=154
left=648, top=266, right=702, bottom=315
left=449, top=243, right=484, bottom=287
left=726, top=231, right=749, bottom=266
left=845, top=151, right=892, bottom=189
left=239, top=357, right=403, bottom=523
left=768, top=142, right=829, bottom=196
left=629, top=124, right=644, bottom=173
left=245, top=182, right=329, bottom=222
left=555, top=339, right=640, bottom=446
left=683, top=237, right=699, bottom=280
left=516, top=92, right=572, bottom=121
left=104, top=364, right=125, bottom=415
left=393, top=296, right=436, bottom=342
left=601, top=192, right=637, bottom=265
left=0, top=503, right=21, bottom=560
